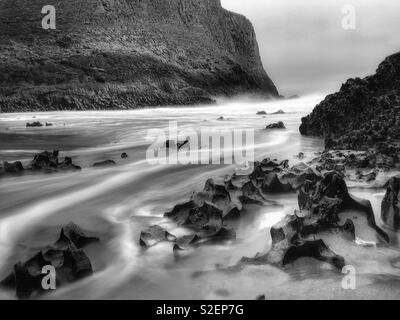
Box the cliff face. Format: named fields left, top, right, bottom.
left=0, top=0, right=278, bottom=112
left=300, top=52, right=400, bottom=159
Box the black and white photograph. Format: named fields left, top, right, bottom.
left=0, top=0, right=400, bottom=306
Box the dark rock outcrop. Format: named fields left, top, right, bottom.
left=266, top=121, right=285, bottom=129
left=1, top=222, right=98, bottom=299
left=0, top=150, right=81, bottom=178
left=300, top=52, right=400, bottom=168
left=0, top=0, right=278, bottom=112
left=381, top=176, right=400, bottom=230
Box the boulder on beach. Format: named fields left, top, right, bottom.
left=266, top=121, right=285, bottom=129
left=0, top=222, right=98, bottom=299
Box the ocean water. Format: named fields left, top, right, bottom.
left=0, top=95, right=400, bottom=300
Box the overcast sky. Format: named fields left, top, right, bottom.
left=221, top=0, right=400, bottom=96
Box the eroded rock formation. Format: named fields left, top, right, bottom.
left=241, top=171, right=389, bottom=270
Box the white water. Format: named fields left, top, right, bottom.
left=1, top=95, right=400, bottom=300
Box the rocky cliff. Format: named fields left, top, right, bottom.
left=300, top=52, right=400, bottom=167
left=0, top=0, right=278, bottom=112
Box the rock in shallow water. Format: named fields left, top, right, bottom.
left=265, top=121, right=286, bottom=129
left=1, top=222, right=99, bottom=299
left=1, top=150, right=81, bottom=178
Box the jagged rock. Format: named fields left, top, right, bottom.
left=139, top=225, right=177, bottom=248
left=30, top=150, right=81, bottom=173
left=0, top=222, right=97, bottom=299
left=262, top=172, right=293, bottom=193
left=58, top=222, right=99, bottom=248
left=241, top=171, right=388, bottom=271
left=173, top=234, right=201, bottom=251
left=45, top=122, right=53, bottom=127
left=381, top=176, right=400, bottom=230
left=93, top=160, right=116, bottom=167
left=300, top=52, right=400, bottom=168
left=266, top=121, right=285, bottom=129
left=282, top=240, right=345, bottom=270
left=184, top=202, right=224, bottom=232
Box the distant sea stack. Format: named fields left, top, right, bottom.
left=300, top=52, right=400, bottom=156
left=0, top=0, right=278, bottom=112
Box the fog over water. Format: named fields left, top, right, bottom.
left=221, top=0, right=400, bottom=96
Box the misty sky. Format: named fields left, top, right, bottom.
left=221, top=0, right=400, bottom=96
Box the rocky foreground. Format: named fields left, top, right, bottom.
left=300, top=52, right=400, bottom=169
left=0, top=0, right=278, bottom=112
left=2, top=147, right=400, bottom=298
left=142, top=155, right=397, bottom=273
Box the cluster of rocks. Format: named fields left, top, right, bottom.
left=1, top=222, right=98, bottom=299
left=300, top=52, right=400, bottom=169
left=140, top=158, right=322, bottom=252
left=26, top=122, right=53, bottom=127
left=257, top=109, right=285, bottom=116
left=240, top=171, right=389, bottom=270
left=307, top=149, right=399, bottom=185
left=0, top=150, right=81, bottom=178
left=1, top=150, right=132, bottom=178
left=141, top=152, right=399, bottom=272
